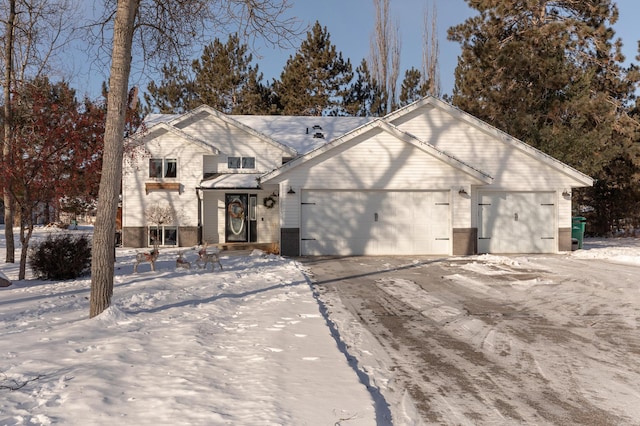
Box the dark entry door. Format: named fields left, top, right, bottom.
left=225, top=194, right=248, bottom=242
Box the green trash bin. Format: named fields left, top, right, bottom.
left=571, top=216, right=586, bottom=250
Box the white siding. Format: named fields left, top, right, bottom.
left=122, top=130, right=206, bottom=229
left=392, top=106, right=584, bottom=190
left=558, top=191, right=573, bottom=228
left=175, top=114, right=287, bottom=171
left=277, top=130, right=485, bottom=229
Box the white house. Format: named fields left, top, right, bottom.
left=121, top=96, right=593, bottom=256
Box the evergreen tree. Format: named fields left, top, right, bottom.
left=448, top=0, right=640, bottom=234
left=399, top=67, right=429, bottom=107
left=191, top=34, right=270, bottom=114
left=144, top=62, right=194, bottom=114
left=144, top=35, right=270, bottom=114
left=344, top=59, right=386, bottom=117
left=274, top=21, right=353, bottom=116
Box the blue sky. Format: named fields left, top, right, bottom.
left=74, top=0, right=640, bottom=100
left=250, top=0, right=640, bottom=96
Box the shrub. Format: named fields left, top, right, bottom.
left=29, top=234, right=92, bottom=280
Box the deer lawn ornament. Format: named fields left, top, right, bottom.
left=134, top=239, right=159, bottom=273
left=196, top=242, right=223, bottom=271
left=175, top=251, right=191, bottom=270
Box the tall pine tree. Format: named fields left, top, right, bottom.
left=144, top=62, right=194, bottom=114
left=274, top=21, right=353, bottom=116
left=144, top=35, right=270, bottom=114
left=398, top=67, right=429, bottom=107
left=191, top=34, right=270, bottom=114
left=344, top=59, right=386, bottom=117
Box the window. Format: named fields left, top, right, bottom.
left=228, top=156, right=255, bottom=169
left=227, top=157, right=241, bottom=169
left=149, top=226, right=177, bottom=246
left=149, top=158, right=177, bottom=178
left=242, top=157, right=255, bottom=169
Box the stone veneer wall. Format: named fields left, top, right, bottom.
left=452, top=228, right=477, bottom=255
left=280, top=228, right=300, bottom=256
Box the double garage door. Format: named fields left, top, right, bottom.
left=478, top=191, right=556, bottom=254
left=301, top=190, right=451, bottom=256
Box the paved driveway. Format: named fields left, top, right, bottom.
left=301, top=255, right=640, bottom=425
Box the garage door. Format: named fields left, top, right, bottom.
left=478, top=192, right=556, bottom=254
left=301, top=190, right=451, bottom=255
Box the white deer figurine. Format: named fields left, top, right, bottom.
left=196, top=242, right=223, bottom=271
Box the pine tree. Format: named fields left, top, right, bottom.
left=344, top=59, right=386, bottom=117
left=191, top=34, right=270, bottom=114
left=399, top=67, right=429, bottom=107
left=144, top=35, right=270, bottom=115
left=274, top=21, right=353, bottom=116
left=144, top=62, right=195, bottom=114
left=448, top=0, right=640, bottom=235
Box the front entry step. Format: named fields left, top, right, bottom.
left=215, top=242, right=279, bottom=254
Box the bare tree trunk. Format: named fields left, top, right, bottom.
left=90, top=0, right=139, bottom=318
left=370, top=0, right=400, bottom=113
left=3, top=0, right=16, bottom=263
left=423, top=1, right=440, bottom=97
left=18, top=218, right=33, bottom=280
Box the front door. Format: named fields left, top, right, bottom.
left=225, top=194, right=248, bottom=242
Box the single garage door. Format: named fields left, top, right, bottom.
left=301, top=190, right=451, bottom=255
left=478, top=191, right=556, bottom=254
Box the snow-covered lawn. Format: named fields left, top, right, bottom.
left=0, top=226, right=378, bottom=425
left=2, top=225, right=640, bottom=425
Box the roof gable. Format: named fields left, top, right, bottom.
left=261, top=119, right=493, bottom=184
left=385, top=96, right=594, bottom=187
left=137, top=122, right=219, bottom=154
left=168, top=105, right=298, bottom=157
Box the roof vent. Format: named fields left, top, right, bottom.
left=312, top=124, right=324, bottom=138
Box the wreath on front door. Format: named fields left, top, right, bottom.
left=263, top=194, right=277, bottom=209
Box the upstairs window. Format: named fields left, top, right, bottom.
left=228, top=156, right=255, bottom=169
left=149, top=158, right=177, bottom=178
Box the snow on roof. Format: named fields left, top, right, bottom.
left=143, top=113, right=372, bottom=155
left=143, top=113, right=175, bottom=127
left=231, top=115, right=372, bottom=154
left=199, top=173, right=262, bottom=189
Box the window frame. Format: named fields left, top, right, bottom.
left=147, top=225, right=178, bottom=247
left=149, top=225, right=178, bottom=247
left=149, top=157, right=178, bottom=178
left=227, top=156, right=255, bottom=170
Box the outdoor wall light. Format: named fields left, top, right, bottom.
left=458, top=187, right=468, bottom=196
left=562, top=189, right=571, bottom=197
left=287, top=186, right=296, bottom=194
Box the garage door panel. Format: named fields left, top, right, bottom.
left=301, top=190, right=450, bottom=256
left=478, top=192, right=555, bottom=254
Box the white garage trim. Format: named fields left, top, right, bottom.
left=301, top=190, right=451, bottom=256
